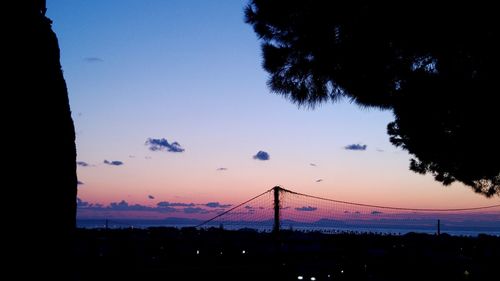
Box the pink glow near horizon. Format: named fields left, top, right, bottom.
left=77, top=189, right=500, bottom=224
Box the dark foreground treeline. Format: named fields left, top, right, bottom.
left=74, top=227, right=499, bottom=281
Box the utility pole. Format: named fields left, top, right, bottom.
left=273, top=186, right=281, bottom=234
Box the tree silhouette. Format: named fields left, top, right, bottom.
left=245, top=0, right=499, bottom=196
left=8, top=1, right=77, bottom=277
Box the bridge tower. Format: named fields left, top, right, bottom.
left=273, top=186, right=281, bottom=234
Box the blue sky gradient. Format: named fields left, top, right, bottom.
left=47, top=0, right=497, bottom=217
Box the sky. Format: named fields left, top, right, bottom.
left=47, top=0, right=499, bottom=220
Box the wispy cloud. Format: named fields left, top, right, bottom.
left=157, top=201, right=195, bottom=207
left=145, top=138, right=185, bottom=153
left=376, top=148, right=384, bottom=152
left=371, top=211, right=383, bottom=215
left=109, top=200, right=152, bottom=211
left=157, top=206, right=178, bottom=213
left=216, top=167, right=228, bottom=171
left=77, top=198, right=89, bottom=207
left=78, top=200, right=163, bottom=212
left=104, top=160, right=124, bottom=166
left=148, top=195, right=155, bottom=200
left=77, top=199, right=232, bottom=215
left=204, top=202, right=232, bottom=208
left=315, top=179, right=323, bottom=183
left=310, top=163, right=317, bottom=167
left=84, top=57, right=104, bottom=63
left=295, top=206, right=317, bottom=212
left=77, top=161, right=89, bottom=167
left=344, top=144, right=367, bottom=151
left=183, top=207, right=210, bottom=214
left=253, top=150, right=270, bottom=161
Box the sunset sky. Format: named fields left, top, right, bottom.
left=48, top=0, right=498, bottom=220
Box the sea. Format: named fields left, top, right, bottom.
left=77, top=219, right=500, bottom=236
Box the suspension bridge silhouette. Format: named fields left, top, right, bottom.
left=194, top=186, right=500, bottom=235
left=85, top=186, right=500, bottom=236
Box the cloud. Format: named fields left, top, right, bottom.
left=77, top=161, right=89, bottom=167
left=129, top=155, right=136, bottom=158
left=205, top=202, right=232, bottom=208
left=245, top=205, right=254, bottom=209
left=77, top=198, right=89, bottom=207
left=157, top=201, right=195, bottom=207
left=315, top=179, right=323, bottom=183
left=183, top=207, right=210, bottom=214
left=376, top=148, right=384, bottom=152
left=77, top=199, right=231, bottom=215
left=216, top=167, right=228, bottom=171
left=344, top=144, right=367, bottom=151
left=157, top=206, right=178, bottom=213
left=253, top=150, right=270, bottom=161
left=145, top=138, right=185, bottom=153
left=76, top=199, right=153, bottom=212
left=77, top=198, right=103, bottom=209
left=104, top=160, right=124, bottom=166
left=77, top=180, right=84, bottom=185
left=84, top=57, right=104, bottom=63
left=310, top=163, right=317, bottom=167
left=148, top=195, right=155, bottom=200
left=109, top=200, right=151, bottom=211
left=295, top=206, right=317, bottom=212
left=371, top=211, right=383, bottom=215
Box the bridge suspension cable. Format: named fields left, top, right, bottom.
left=195, top=186, right=500, bottom=235
left=280, top=186, right=500, bottom=212
left=195, top=188, right=273, bottom=228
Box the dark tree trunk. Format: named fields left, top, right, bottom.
left=8, top=2, right=77, bottom=278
